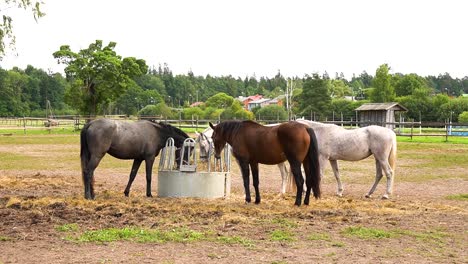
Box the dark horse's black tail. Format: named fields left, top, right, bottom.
left=80, top=122, right=92, bottom=186
left=306, top=127, right=321, bottom=198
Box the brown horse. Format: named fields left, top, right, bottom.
left=209, top=120, right=321, bottom=206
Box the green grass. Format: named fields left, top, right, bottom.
left=271, top=218, right=298, bottom=228
left=308, top=232, right=331, bottom=241
left=446, top=194, right=468, bottom=201
left=0, top=134, right=79, bottom=145
left=270, top=229, right=295, bottom=242
left=342, top=226, right=395, bottom=239
left=61, top=226, right=256, bottom=247
left=0, top=236, right=11, bottom=241
left=0, top=127, right=79, bottom=136
left=56, top=223, right=79, bottom=232
left=74, top=227, right=205, bottom=243
left=397, top=135, right=468, bottom=144
left=217, top=235, right=255, bottom=248
left=394, top=229, right=449, bottom=246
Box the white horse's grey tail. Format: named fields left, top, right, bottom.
left=388, top=134, right=397, bottom=190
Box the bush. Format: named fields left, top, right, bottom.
left=459, top=111, right=468, bottom=123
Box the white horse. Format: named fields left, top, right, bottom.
left=196, top=120, right=397, bottom=199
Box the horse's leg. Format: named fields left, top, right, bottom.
left=289, top=159, right=304, bottom=206
left=329, top=160, right=344, bottom=197
left=302, top=161, right=312, bottom=205
left=380, top=160, right=394, bottom=199
left=144, top=157, right=156, bottom=197
left=124, top=159, right=143, bottom=197
left=238, top=158, right=251, bottom=203
left=83, top=155, right=103, bottom=200
left=250, top=162, right=261, bottom=204
left=365, top=159, right=384, bottom=198
left=277, top=162, right=288, bottom=195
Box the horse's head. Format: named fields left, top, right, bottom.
left=195, top=131, right=212, bottom=161
left=209, top=122, right=226, bottom=159
left=174, top=140, right=195, bottom=168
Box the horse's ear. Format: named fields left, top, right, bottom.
left=209, top=122, right=215, bottom=129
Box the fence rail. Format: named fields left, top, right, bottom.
left=1, top=116, right=467, bottom=140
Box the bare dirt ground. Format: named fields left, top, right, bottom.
left=0, top=136, right=467, bottom=264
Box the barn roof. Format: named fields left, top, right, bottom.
left=355, top=102, right=408, bottom=112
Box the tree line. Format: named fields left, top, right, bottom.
left=1, top=41, right=468, bottom=122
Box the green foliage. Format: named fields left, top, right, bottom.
left=329, top=79, right=352, bottom=98
left=138, top=102, right=174, bottom=118
left=393, top=73, right=427, bottom=97
left=458, top=111, right=468, bottom=123
left=182, top=106, right=204, bottom=119
left=256, top=105, right=287, bottom=120
left=371, top=64, right=395, bottom=102
left=221, top=100, right=254, bottom=120
left=53, top=40, right=148, bottom=115
left=205, top=93, right=234, bottom=108
left=0, top=0, right=45, bottom=57
left=299, top=73, right=331, bottom=119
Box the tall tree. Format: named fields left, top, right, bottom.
left=298, top=73, right=331, bottom=119
left=0, top=0, right=44, bottom=57
left=53, top=40, right=148, bottom=115
left=371, top=64, right=395, bottom=102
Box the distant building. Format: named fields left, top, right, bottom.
left=190, top=102, right=204, bottom=107
left=355, top=102, right=408, bottom=129
left=248, top=96, right=284, bottom=111
left=237, top=94, right=263, bottom=110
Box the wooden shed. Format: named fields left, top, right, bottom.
left=355, top=102, right=408, bottom=129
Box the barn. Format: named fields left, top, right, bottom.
left=355, top=102, right=408, bottom=129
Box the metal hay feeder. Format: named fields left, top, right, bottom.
left=157, top=137, right=231, bottom=198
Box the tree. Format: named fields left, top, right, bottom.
left=0, top=0, right=44, bottom=57
left=53, top=40, right=148, bottom=115
left=459, top=111, right=468, bottom=123
left=371, top=64, right=395, bottom=102
left=298, top=73, right=331, bottom=119
left=393, top=73, right=427, bottom=97
left=256, top=105, right=287, bottom=121
left=205, top=92, right=234, bottom=109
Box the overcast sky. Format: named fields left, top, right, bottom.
left=1, top=0, right=467, bottom=79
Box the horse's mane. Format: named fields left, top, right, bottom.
left=216, top=120, right=257, bottom=134
left=148, top=121, right=189, bottom=147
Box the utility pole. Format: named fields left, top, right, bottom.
left=285, top=78, right=295, bottom=120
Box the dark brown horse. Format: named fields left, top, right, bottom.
left=80, top=119, right=190, bottom=200
left=209, top=120, right=321, bottom=206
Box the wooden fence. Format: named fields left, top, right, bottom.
left=1, top=116, right=467, bottom=141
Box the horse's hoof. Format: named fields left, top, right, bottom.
left=336, top=193, right=343, bottom=197
left=255, top=200, right=261, bottom=204
left=365, top=194, right=371, bottom=198
left=381, top=195, right=389, bottom=200
left=124, top=192, right=129, bottom=197
left=147, top=194, right=153, bottom=198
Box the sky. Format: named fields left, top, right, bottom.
left=1, top=0, right=467, bottom=80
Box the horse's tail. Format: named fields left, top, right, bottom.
left=389, top=132, right=397, bottom=179
left=306, top=127, right=321, bottom=198
left=80, top=122, right=92, bottom=185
